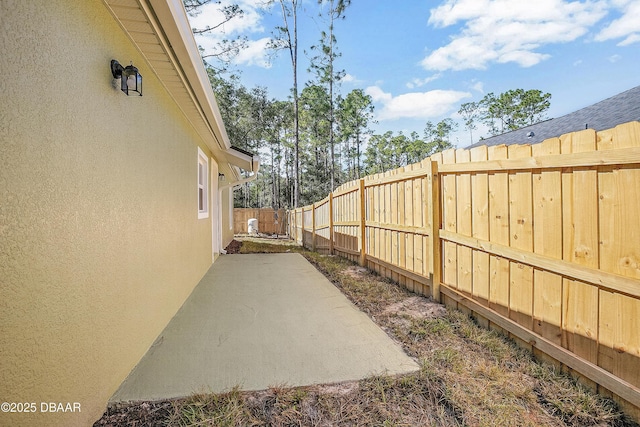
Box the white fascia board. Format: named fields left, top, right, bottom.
left=148, top=0, right=231, bottom=151
left=225, top=148, right=261, bottom=173
left=219, top=166, right=260, bottom=190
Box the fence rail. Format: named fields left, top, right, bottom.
left=289, top=121, right=640, bottom=418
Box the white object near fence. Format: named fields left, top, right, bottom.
left=248, top=218, right=258, bottom=234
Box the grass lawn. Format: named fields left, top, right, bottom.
left=95, top=238, right=638, bottom=427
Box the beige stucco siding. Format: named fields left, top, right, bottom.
left=0, top=1, right=216, bottom=426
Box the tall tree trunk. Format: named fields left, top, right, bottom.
left=356, top=131, right=360, bottom=179
left=288, top=0, right=300, bottom=207
left=328, top=6, right=335, bottom=192
left=271, top=144, right=276, bottom=209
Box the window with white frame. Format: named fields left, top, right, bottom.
left=197, top=147, right=209, bottom=219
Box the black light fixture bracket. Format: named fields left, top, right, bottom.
left=110, top=59, right=124, bottom=79
left=110, top=59, right=142, bottom=96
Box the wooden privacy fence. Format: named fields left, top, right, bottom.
left=289, top=121, right=640, bottom=417
left=234, top=208, right=287, bottom=234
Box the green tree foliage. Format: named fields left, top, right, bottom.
left=267, top=0, right=302, bottom=207
left=518, top=89, right=552, bottom=125
left=458, top=101, right=481, bottom=145
left=337, top=89, right=375, bottom=181
left=479, top=89, right=551, bottom=136
left=423, top=118, right=457, bottom=153
left=195, top=3, right=553, bottom=208
left=299, top=84, right=332, bottom=202
left=308, top=0, right=350, bottom=191
left=208, top=69, right=284, bottom=208
left=262, top=100, right=293, bottom=209
left=364, top=131, right=426, bottom=175
left=363, top=119, right=456, bottom=175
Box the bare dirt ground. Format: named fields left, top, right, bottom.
left=95, top=237, right=638, bottom=427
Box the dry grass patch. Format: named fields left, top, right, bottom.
left=96, top=238, right=638, bottom=427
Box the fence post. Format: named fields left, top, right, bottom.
left=300, top=207, right=305, bottom=248
left=359, top=179, right=366, bottom=267
left=429, top=160, right=442, bottom=303
left=329, top=193, right=334, bottom=255
left=311, top=203, right=316, bottom=252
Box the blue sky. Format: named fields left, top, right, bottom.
left=189, top=0, right=640, bottom=147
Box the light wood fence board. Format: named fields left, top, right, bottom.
left=391, top=181, right=399, bottom=277
left=489, top=254, right=511, bottom=317
left=561, top=130, right=600, bottom=365
left=599, top=163, right=640, bottom=279
left=532, top=138, right=563, bottom=345
left=414, top=232, right=424, bottom=282
left=398, top=177, right=407, bottom=283
left=417, top=176, right=427, bottom=278
left=563, top=280, right=599, bottom=364
left=487, top=145, right=510, bottom=245
left=405, top=177, right=414, bottom=227
left=441, top=150, right=458, bottom=290
left=406, top=227, right=415, bottom=274
left=456, top=148, right=472, bottom=236
left=456, top=149, right=473, bottom=296
left=415, top=175, right=424, bottom=228
left=470, top=146, right=490, bottom=305
left=359, top=179, right=366, bottom=266
left=287, top=121, right=640, bottom=418
left=508, top=144, right=534, bottom=330
left=533, top=270, right=563, bottom=346
left=486, top=145, right=510, bottom=317
left=599, top=291, right=640, bottom=388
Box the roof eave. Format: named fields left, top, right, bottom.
left=103, top=0, right=255, bottom=181
left=148, top=0, right=232, bottom=152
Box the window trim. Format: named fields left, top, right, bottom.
left=197, top=147, right=209, bottom=219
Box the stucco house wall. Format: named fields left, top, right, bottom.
left=0, top=0, right=223, bottom=425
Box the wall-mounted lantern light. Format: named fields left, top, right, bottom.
left=218, top=173, right=226, bottom=182
left=111, top=60, right=142, bottom=96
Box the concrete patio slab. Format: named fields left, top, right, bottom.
left=110, top=253, right=419, bottom=402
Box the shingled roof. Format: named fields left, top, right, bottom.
left=467, top=85, right=640, bottom=149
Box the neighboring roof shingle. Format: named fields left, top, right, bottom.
left=467, top=85, right=640, bottom=149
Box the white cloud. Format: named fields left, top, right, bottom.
left=235, top=38, right=272, bottom=67
left=364, top=86, right=471, bottom=121
left=594, top=0, right=640, bottom=46
left=496, top=50, right=551, bottom=67
left=469, top=80, right=484, bottom=93
left=341, top=73, right=363, bottom=84
left=189, top=0, right=265, bottom=35
left=422, top=0, right=608, bottom=71
left=406, top=74, right=442, bottom=89
left=189, top=0, right=273, bottom=68
left=608, top=54, right=622, bottom=63
left=365, top=86, right=392, bottom=103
